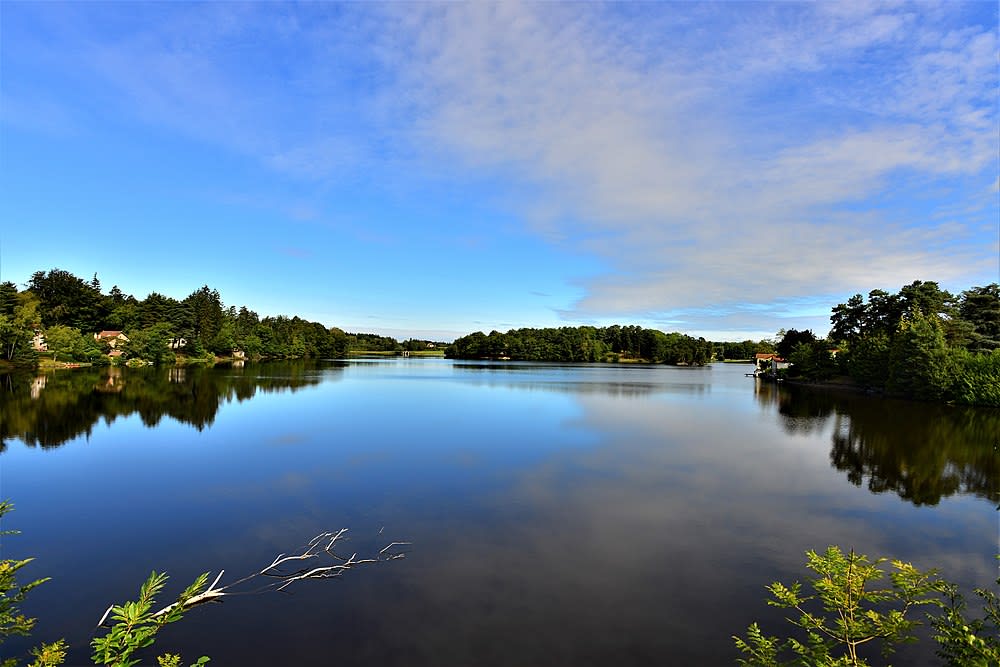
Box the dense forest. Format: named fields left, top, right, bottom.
left=0, top=268, right=422, bottom=366
left=776, top=280, right=999, bottom=407
left=446, top=325, right=715, bottom=364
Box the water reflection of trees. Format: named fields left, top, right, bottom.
left=754, top=381, right=834, bottom=435
left=755, top=381, right=999, bottom=506
left=0, top=362, right=336, bottom=451
left=452, top=363, right=708, bottom=397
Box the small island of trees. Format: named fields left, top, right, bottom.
left=446, top=325, right=714, bottom=364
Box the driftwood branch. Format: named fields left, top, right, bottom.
left=96, top=529, right=410, bottom=625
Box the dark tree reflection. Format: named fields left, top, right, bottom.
left=828, top=396, right=998, bottom=506
left=1, top=362, right=338, bottom=451
left=756, top=382, right=999, bottom=506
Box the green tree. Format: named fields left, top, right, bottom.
left=0, top=283, right=19, bottom=317
left=887, top=310, right=955, bottom=401
left=232, top=307, right=259, bottom=342
left=42, top=326, right=101, bottom=362
left=240, top=334, right=263, bottom=359
left=788, top=341, right=837, bottom=381
left=959, top=284, right=1000, bottom=352
left=756, top=339, right=776, bottom=355
left=0, top=293, right=41, bottom=363
left=327, top=328, right=349, bottom=358
left=720, top=340, right=757, bottom=361
left=830, top=294, right=867, bottom=344
left=28, top=269, right=106, bottom=332
left=106, top=302, right=140, bottom=333
left=107, top=285, right=129, bottom=306
left=183, top=287, right=224, bottom=351
left=124, top=323, right=176, bottom=366
left=897, top=280, right=956, bottom=321
left=948, top=348, right=1000, bottom=407
left=844, top=333, right=890, bottom=389
left=208, top=320, right=235, bottom=356
left=776, top=330, right=817, bottom=360
left=862, top=289, right=902, bottom=337
left=43, top=325, right=78, bottom=361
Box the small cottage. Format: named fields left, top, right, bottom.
left=95, top=331, right=130, bottom=348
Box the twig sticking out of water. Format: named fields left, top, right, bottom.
left=96, top=530, right=411, bottom=626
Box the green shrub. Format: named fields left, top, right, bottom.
left=948, top=348, right=1000, bottom=407
left=735, top=546, right=1000, bottom=666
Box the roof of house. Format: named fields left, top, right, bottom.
left=96, top=330, right=125, bottom=338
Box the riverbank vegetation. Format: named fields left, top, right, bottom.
left=0, top=269, right=446, bottom=368
left=735, top=546, right=999, bottom=666
left=774, top=281, right=999, bottom=407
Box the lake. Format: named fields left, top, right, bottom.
left=2, top=360, right=997, bottom=665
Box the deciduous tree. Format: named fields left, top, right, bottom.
left=887, top=310, right=954, bottom=401
left=776, top=329, right=817, bottom=360
left=958, top=284, right=1000, bottom=352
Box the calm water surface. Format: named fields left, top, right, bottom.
left=2, top=360, right=997, bottom=665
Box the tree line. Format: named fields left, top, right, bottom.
left=0, top=268, right=425, bottom=366
left=776, top=280, right=999, bottom=407
left=446, top=325, right=715, bottom=365
left=4, top=269, right=997, bottom=404
left=715, top=339, right=776, bottom=360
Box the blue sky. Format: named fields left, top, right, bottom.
left=1, top=2, right=997, bottom=342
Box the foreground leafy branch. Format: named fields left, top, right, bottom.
left=0, top=501, right=66, bottom=667
left=90, top=571, right=212, bottom=667
left=734, top=546, right=1000, bottom=666
left=1, top=500, right=409, bottom=667
left=90, top=529, right=409, bottom=667
left=97, top=529, right=409, bottom=628
left=931, top=565, right=1000, bottom=667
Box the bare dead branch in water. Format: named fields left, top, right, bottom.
left=96, top=530, right=411, bottom=626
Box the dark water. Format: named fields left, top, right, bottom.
left=2, top=360, right=997, bottom=666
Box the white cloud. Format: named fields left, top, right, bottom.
left=379, top=2, right=998, bottom=330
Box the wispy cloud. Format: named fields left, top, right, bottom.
left=377, top=2, right=997, bottom=326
